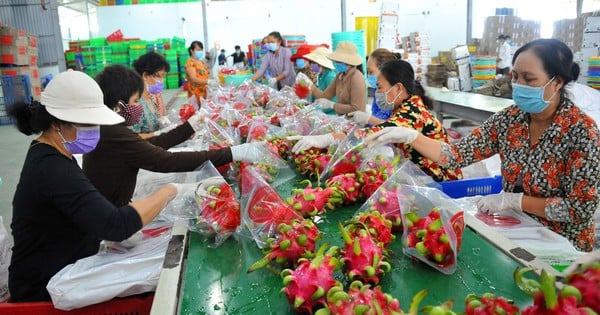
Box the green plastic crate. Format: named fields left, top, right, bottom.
left=89, top=37, right=107, bottom=47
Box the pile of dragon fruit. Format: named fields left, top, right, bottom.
left=180, top=82, right=600, bottom=314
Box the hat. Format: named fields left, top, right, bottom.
left=497, top=34, right=505, bottom=40
left=327, top=42, right=363, bottom=66
left=41, top=70, right=124, bottom=125
left=291, top=45, right=313, bottom=62
left=303, top=47, right=335, bottom=70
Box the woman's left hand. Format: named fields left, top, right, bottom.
left=474, top=192, right=524, bottom=214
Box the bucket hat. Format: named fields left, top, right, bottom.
left=327, top=41, right=363, bottom=66
left=303, top=47, right=335, bottom=70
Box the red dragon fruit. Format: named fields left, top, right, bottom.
left=196, top=182, right=240, bottom=233
left=339, top=223, right=391, bottom=285
left=292, top=148, right=331, bottom=179
left=464, top=292, right=519, bottom=315
left=366, top=188, right=402, bottom=232
left=267, top=137, right=290, bottom=160
left=346, top=211, right=395, bottom=247
left=515, top=267, right=597, bottom=315
left=247, top=218, right=320, bottom=272
left=564, top=261, right=600, bottom=313
left=280, top=245, right=341, bottom=314
left=358, top=168, right=390, bottom=199
left=286, top=180, right=341, bottom=217
left=325, top=173, right=362, bottom=205
left=404, top=208, right=457, bottom=267
left=331, top=150, right=362, bottom=177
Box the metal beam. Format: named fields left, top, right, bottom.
left=467, top=0, right=473, bottom=44
left=577, top=0, right=583, bottom=17
left=341, top=0, right=347, bottom=32
left=202, top=0, right=209, bottom=49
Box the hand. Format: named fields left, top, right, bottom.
left=287, top=134, right=334, bottom=154
left=187, top=112, right=206, bottom=133
left=475, top=192, right=523, bottom=215
left=170, top=182, right=200, bottom=197
left=364, top=126, right=419, bottom=147
left=315, top=98, right=335, bottom=110
left=268, top=77, right=278, bottom=89
left=296, top=72, right=313, bottom=87
left=230, top=142, right=266, bottom=163
left=347, top=111, right=371, bottom=126
left=562, top=250, right=600, bottom=275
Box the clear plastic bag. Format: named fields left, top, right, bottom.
left=0, top=217, right=11, bottom=302
left=398, top=184, right=465, bottom=275
left=294, top=72, right=312, bottom=99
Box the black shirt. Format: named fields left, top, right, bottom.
left=231, top=51, right=245, bottom=64
left=9, top=141, right=142, bottom=302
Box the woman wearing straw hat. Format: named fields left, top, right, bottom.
left=303, top=46, right=338, bottom=98
left=251, top=31, right=295, bottom=90
left=310, top=41, right=366, bottom=115
left=5, top=70, right=197, bottom=302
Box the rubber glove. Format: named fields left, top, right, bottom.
left=268, top=77, right=278, bottom=89
left=296, top=72, right=313, bottom=88
left=230, top=142, right=266, bottom=163
left=315, top=98, right=335, bottom=110
left=287, top=134, right=334, bottom=154
left=347, top=111, right=371, bottom=126
left=170, top=182, right=200, bottom=197
left=187, top=112, right=206, bottom=133
left=364, top=126, right=419, bottom=147
left=562, top=250, right=600, bottom=275
left=475, top=192, right=524, bottom=215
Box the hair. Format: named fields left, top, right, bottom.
left=267, top=31, right=285, bottom=47
left=187, top=41, right=204, bottom=57
left=379, top=59, right=432, bottom=109
left=234, top=45, right=241, bottom=50
left=7, top=100, right=63, bottom=136
left=95, top=65, right=145, bottom=110
left=512, top=38, right=579, bottom=105
left=132, top=51, right=170, bottom=76
left=220, top=49, right=225, bottom=53
left=369, top=48, right=402, bottom=69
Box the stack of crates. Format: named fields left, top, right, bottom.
left=146, top=41, right=164, bottom=55
left=177, top=48, right=189, bottom=84
left=109, top=41, right=130, bottom=66
left=129, top=40, right=147, bottom=66
left=165, top=50, right=179, bottom=88
left=0, top=75, right=32, bottom=125
left=94, top=45, right=112, bottom=73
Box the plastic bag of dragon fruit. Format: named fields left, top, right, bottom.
left=397, top=184, right=465, bottom=275
left=239, top=165, right=302, bottom=248
left=199, top=109, right=241, bottom=179
left=240, top=140, right=295, bottom=188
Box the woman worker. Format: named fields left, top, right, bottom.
left=250, top=31, right=295, bottom=90
left=7, top=70, right=182, bottom=302
left=131, top=52, right=169, bottom=135
left=303, top=46, right=337, bottom=96
left=84, top=65, right=264, bottom=207
left=347, top=48, right=402, bottom=126
left=366, top=39, right=600, bottom=252
left=310, top=41, right=366, bottom=115
left=185, top=40, right=211, bottom=104
left=290, top=59, right=462, bottom=182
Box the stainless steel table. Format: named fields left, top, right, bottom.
left=426, top=87, right=515, bottom=124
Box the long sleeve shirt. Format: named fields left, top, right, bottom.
left=83, top=122, right=232, bottom=207
left=255, top=47, right=296, bottom=89
left=9, top=142, right=143, bottom=302
left=440, top=103, right=600, bottom=251
left=313, top=67, right=366, bottom=115
left=497, top=41, right=511, bottom=69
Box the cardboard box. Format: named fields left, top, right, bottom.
left=582, top=32, right=600, bottom=48
left=0, top=45, right=28, bottom=65
left=585, top=16, right=600, bottom=33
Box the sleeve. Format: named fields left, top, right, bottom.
left=313, top=75, right=338, bottom=100
left=255, top=54, right=269, bottom=77
left=281, top=49, right=295, bottom=80
left=147, top=121, right=195, bottom=149
left=334, top=71, right=367, bottom=115
left=40, top=157, right=142, bottom=242
left=545, top=123, right=600, bottom=223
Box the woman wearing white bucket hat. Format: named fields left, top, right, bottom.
left=310, top=41, right=366, bottom=115
left=303, top=47, right=337, bottom=96
left=6, top=70, right=186, bottom=302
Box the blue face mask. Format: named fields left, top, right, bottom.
left=296, top=58, right=305, bottom=68
left=375, top=86, right=400, bottom=111
left=367, top=74, right=378, bottom=88
left=267, top=43, right=278, bottom=52
left=334, top=62, right=348, bottom=73
left=195, top=50, right=205, bottom=59
left=512, top=77, right=557, bottom=113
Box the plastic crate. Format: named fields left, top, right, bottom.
left=0, top=293, right=153, bottom=315
left=438, top=175, right=503, bottom=198
left=224, top=73, right=253, bottom=87
left=1, top=75, right=31, bottom=106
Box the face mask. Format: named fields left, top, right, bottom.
left=311, top=63, right=321, bottom=74
left=117, top=101, right=143, bottom=126
left=195, top=50, right=205, bottom=59
left=367, top=75, right=378, bottom=88
left=58, top=125, right=101, bottom=154
left=375, top=86, right=401, bottom=111
left=334, top=62, right=348, bottom=73
left=147, top=80, right=164, bottom=95
left=267, top=43, right=278, bottom=52
left=296, top=59, right=305, bottom=68
left=512, top=77, right=557, bottom=113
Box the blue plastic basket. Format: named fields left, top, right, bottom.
left=1, top=75, right=31, bottom=106
left=438, top=175, right=503, bottom=198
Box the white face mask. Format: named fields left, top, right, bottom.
left=375, top=86, right=400, bottom=111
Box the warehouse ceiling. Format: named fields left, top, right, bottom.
left=58, top=0, right=98, bottom=14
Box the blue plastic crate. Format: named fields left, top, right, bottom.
left=1, top=75, right=31, bottom=106
left=0, top=115, right=14, bottom=126
left=438, top=175, right=503, bottom=198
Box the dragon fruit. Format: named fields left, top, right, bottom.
left=366, top=188, right=402, bottom=232
left=404, top=208, right=456, bottom=267
left=346, top=211, right=395, bottom=247
left=315, top=281, right=414, bottom=315
left=286, top=180, right=341, bottom=217
left=564, top=261, right=600, bottom=312
left=358, top=168, right=390, bottom=199
left=325, top=173, right=362, bottom=205
left=267, top=137, right=291, bottom=160
left=280, top=245, right=341, bottom=314
left=247, top=218, right=321, bottom=272
left=515, top=267, right=597, bottom=315
left=464, top=293, right=519, bottom=315
left=292, top=148, right=331, bottom=179
left=339, top=223, right=391, bottom=284
left=331, top=150, right=362, bottom=177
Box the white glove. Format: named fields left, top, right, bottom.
left=364, top=126, right=419, bottom=147
left=563, top=250, right=600, bottom=275
left=187, top=112, right=206, bottom=133
left=315, top=98, right=335, bottom=110
left=268, top=77, right=278, bottom=89
left=296, top=72, right=313, bottom=88
left=230, top=142, right=266, bottom=163
left=475, top=192, right=523, bottom=214
left=287, top=134, right=334, bottom=154
left=347, top=111, right=371, bottom=126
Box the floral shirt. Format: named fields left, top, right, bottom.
left=131, top=95, right=161, bottom=133
left=186, top=58, right=209, bottom=103
left=440, top=102, right=600, bottom=251
left=369, top=94, right=463, bottom=182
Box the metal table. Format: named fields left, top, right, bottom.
left=426, top=87, right=514, bottom=124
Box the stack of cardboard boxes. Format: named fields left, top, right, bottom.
left=0, top=24, right=40, bottom=101
left=401, top=32, right=432, bottom=83
left=577, top=16, right=600, bottom=86
left=477, top=15, right=541, bottom=55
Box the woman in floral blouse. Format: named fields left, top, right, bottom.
left=366, top=39, right=600, bottom=252
left=185, top=40, right=210, bottom=104
left=289, top=59, right=462, bottom=182
left=131, top=52, right=169, bottom=135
